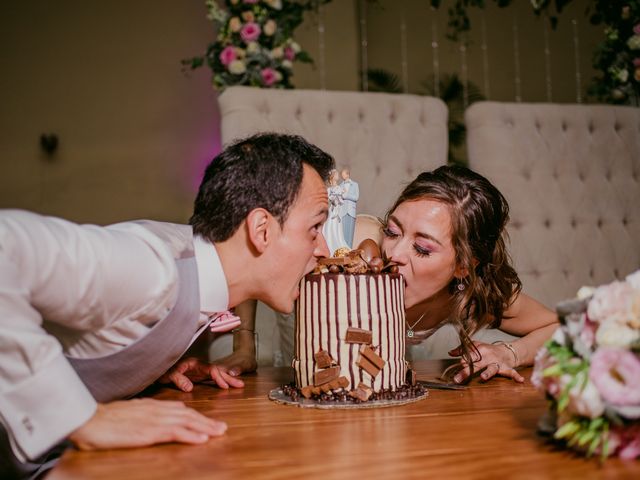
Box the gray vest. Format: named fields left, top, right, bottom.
left=66, top=221, right=201, bottom=402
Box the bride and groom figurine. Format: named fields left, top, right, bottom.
left=323, top=168, right=359, bottom=254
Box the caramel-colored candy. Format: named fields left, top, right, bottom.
left=320, top=383, right=332, bottom=393
left=333, top=247, right=351, bottom=258
left=355, top=382, right=373, bottom=401
left=314, top=349, right=333, bottom=369
left=357, top=238, right=381, bottom=263
left=313, top=366, right=341, bottom=386
left=300, top=386, right=313, bottom=399
left=311, top=386, right=322, bottom=396
left=345, top=327, right=373, bottom=344
left=369, top=256, right=384, bottom=269
left=337, top=376, right=350, bottom=389
left=388, top=265, right=399, bottom=274
left=328, top=264, right=341, bottom=273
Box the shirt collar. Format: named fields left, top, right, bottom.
left=193, top=234, right=229, bottom=314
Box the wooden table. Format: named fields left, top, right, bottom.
left=49, top=361, right=639, bottom=479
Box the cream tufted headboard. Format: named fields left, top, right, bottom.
left=218, top=86, right=448, bottom=218
left=466, top=101, right=640, bottom=308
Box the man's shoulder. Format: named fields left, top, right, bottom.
left=133, top=221, right=195, bottom=259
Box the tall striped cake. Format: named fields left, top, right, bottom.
left=293, top=272, right=407, bottom=394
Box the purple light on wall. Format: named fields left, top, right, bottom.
left=190, top=137, right=222, bottom=192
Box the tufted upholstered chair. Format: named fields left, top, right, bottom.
left=465, top=101, right=640, bottom=308
left=218, top=86, right=448, bottom=218
left=211, top=86, right=448, bottom=365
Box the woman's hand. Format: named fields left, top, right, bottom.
left=447, top=341, right=525, bottom=384
left=158, top=356, right=247, bottom=391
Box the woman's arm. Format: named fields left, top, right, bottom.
left=498, top=293, right=559, bottom=367
left=449, top=293, right=558, bottom=384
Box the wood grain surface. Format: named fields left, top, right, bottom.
left=48, top=361, right=639, bottom=479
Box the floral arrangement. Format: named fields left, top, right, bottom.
left=532, top=269, right=640, bottom=460
left=183, top=0, right=329, bottom=90
left=589, top=2, right=640, bottom=105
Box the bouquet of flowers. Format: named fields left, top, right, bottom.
left=183, top=0, right=328, bottom=90
left=532, top=269, right=640, bottom=460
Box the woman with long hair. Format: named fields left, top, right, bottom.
left=382, top=165, right=558, bottom=383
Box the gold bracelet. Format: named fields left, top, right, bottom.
left=232, top=328, right=255, bottom=334
left=493, top=341, right=519, bottom=367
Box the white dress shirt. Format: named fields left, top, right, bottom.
left=0, top=210, right=229, bottom=462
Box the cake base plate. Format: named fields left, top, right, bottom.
left=268, top=387, right=429, bottom=409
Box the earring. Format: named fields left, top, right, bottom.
left=457, top=282, right=466, bottom=291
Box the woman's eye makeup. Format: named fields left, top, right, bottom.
left=413, top=244, right=432, bottom=257
left=382, top=226, right=400, bottom=238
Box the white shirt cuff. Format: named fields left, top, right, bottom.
left=0, top=354, right=97, bottom=461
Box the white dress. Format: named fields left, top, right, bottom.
left=322, top=185, right=349, bottom=254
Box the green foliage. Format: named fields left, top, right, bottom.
left=184, top=0, right=331, bottom=90
left=430, top=1, right=640, bottom=105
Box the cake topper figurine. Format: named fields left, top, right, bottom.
left=338, top=167, right=359, bottom=248
left=322, top=169, right=349, bottom=254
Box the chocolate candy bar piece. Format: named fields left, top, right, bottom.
left=314, top=349, right=333, bottom=369
left=406, top=368, right=417, bottom=386
left=313, top=365, right=341, bottom=386
left=345, top=327, right=373, bottom=344
left=360, top=345, right=385, bottom=370
left=355, top=382, right=373, bottom=401
left=357, top=355, right=381, bottom=378
left=300, top=386, right=313, bottom=399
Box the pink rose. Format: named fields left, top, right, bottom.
left=243, top=0, right=259, bottom=3
left=610, top=425, right=640, bottom=460
left=260, top=67, right=278, bottom=86
left=219, top=45, right=237, bottom=66
left=590, top=348, right=640, bottom=406
left=634, top=24, right=640, bottom=35
left=240, top=22, right=261, bottom=43
left=633, top=58, right=640, bottom=68
left=284, top=46, right=295, bottom=61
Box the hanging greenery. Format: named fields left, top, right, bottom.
left=430, top=1, right=640, bottom=105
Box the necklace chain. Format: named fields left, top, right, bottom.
left=406, top=311, right=427, bottom=338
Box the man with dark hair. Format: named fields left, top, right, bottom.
left=0, top=133, right=333, bottom=479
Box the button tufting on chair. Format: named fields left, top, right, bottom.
left=466, top=101, right=640, bottom=308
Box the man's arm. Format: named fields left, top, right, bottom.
left=0, top=211, right=226, bottom=460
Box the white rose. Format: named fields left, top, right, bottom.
left=617, top=68, right=630, bottom=83
left=270, top=47, right=284, bottom=59
left=595, top=320, right=640, bottom=348
left=228, top=59, right=246, bottom=75
left=587, top=281, right=634, bottom=322
left=626, top=270, right=640, bottom=290
left=628, top=35, right=640, bottom=50
left=552, top=326, right=568, bottom=346
left=246, top=42, right=260, bottom=54
left=282, top=59, right=293, bottom=69
left=264, top=20, right=277, bottom=36
left=265, top=0, right=283, bottom=9
left=289, top=41, right=301, bottom=53
left=566, top=378, right=605, bottom=419
left=229, top=17, right=241, bottom=33
left=576, top=286, right=595, bottom=300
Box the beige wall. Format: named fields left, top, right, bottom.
left=0, top=0, right=603, bottom=224
left=365, top=0, right=602, bottom=103
left=0, top=1, right=358, bottom=224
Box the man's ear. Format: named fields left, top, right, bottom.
left=246, top=208, right=272, bottom=254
